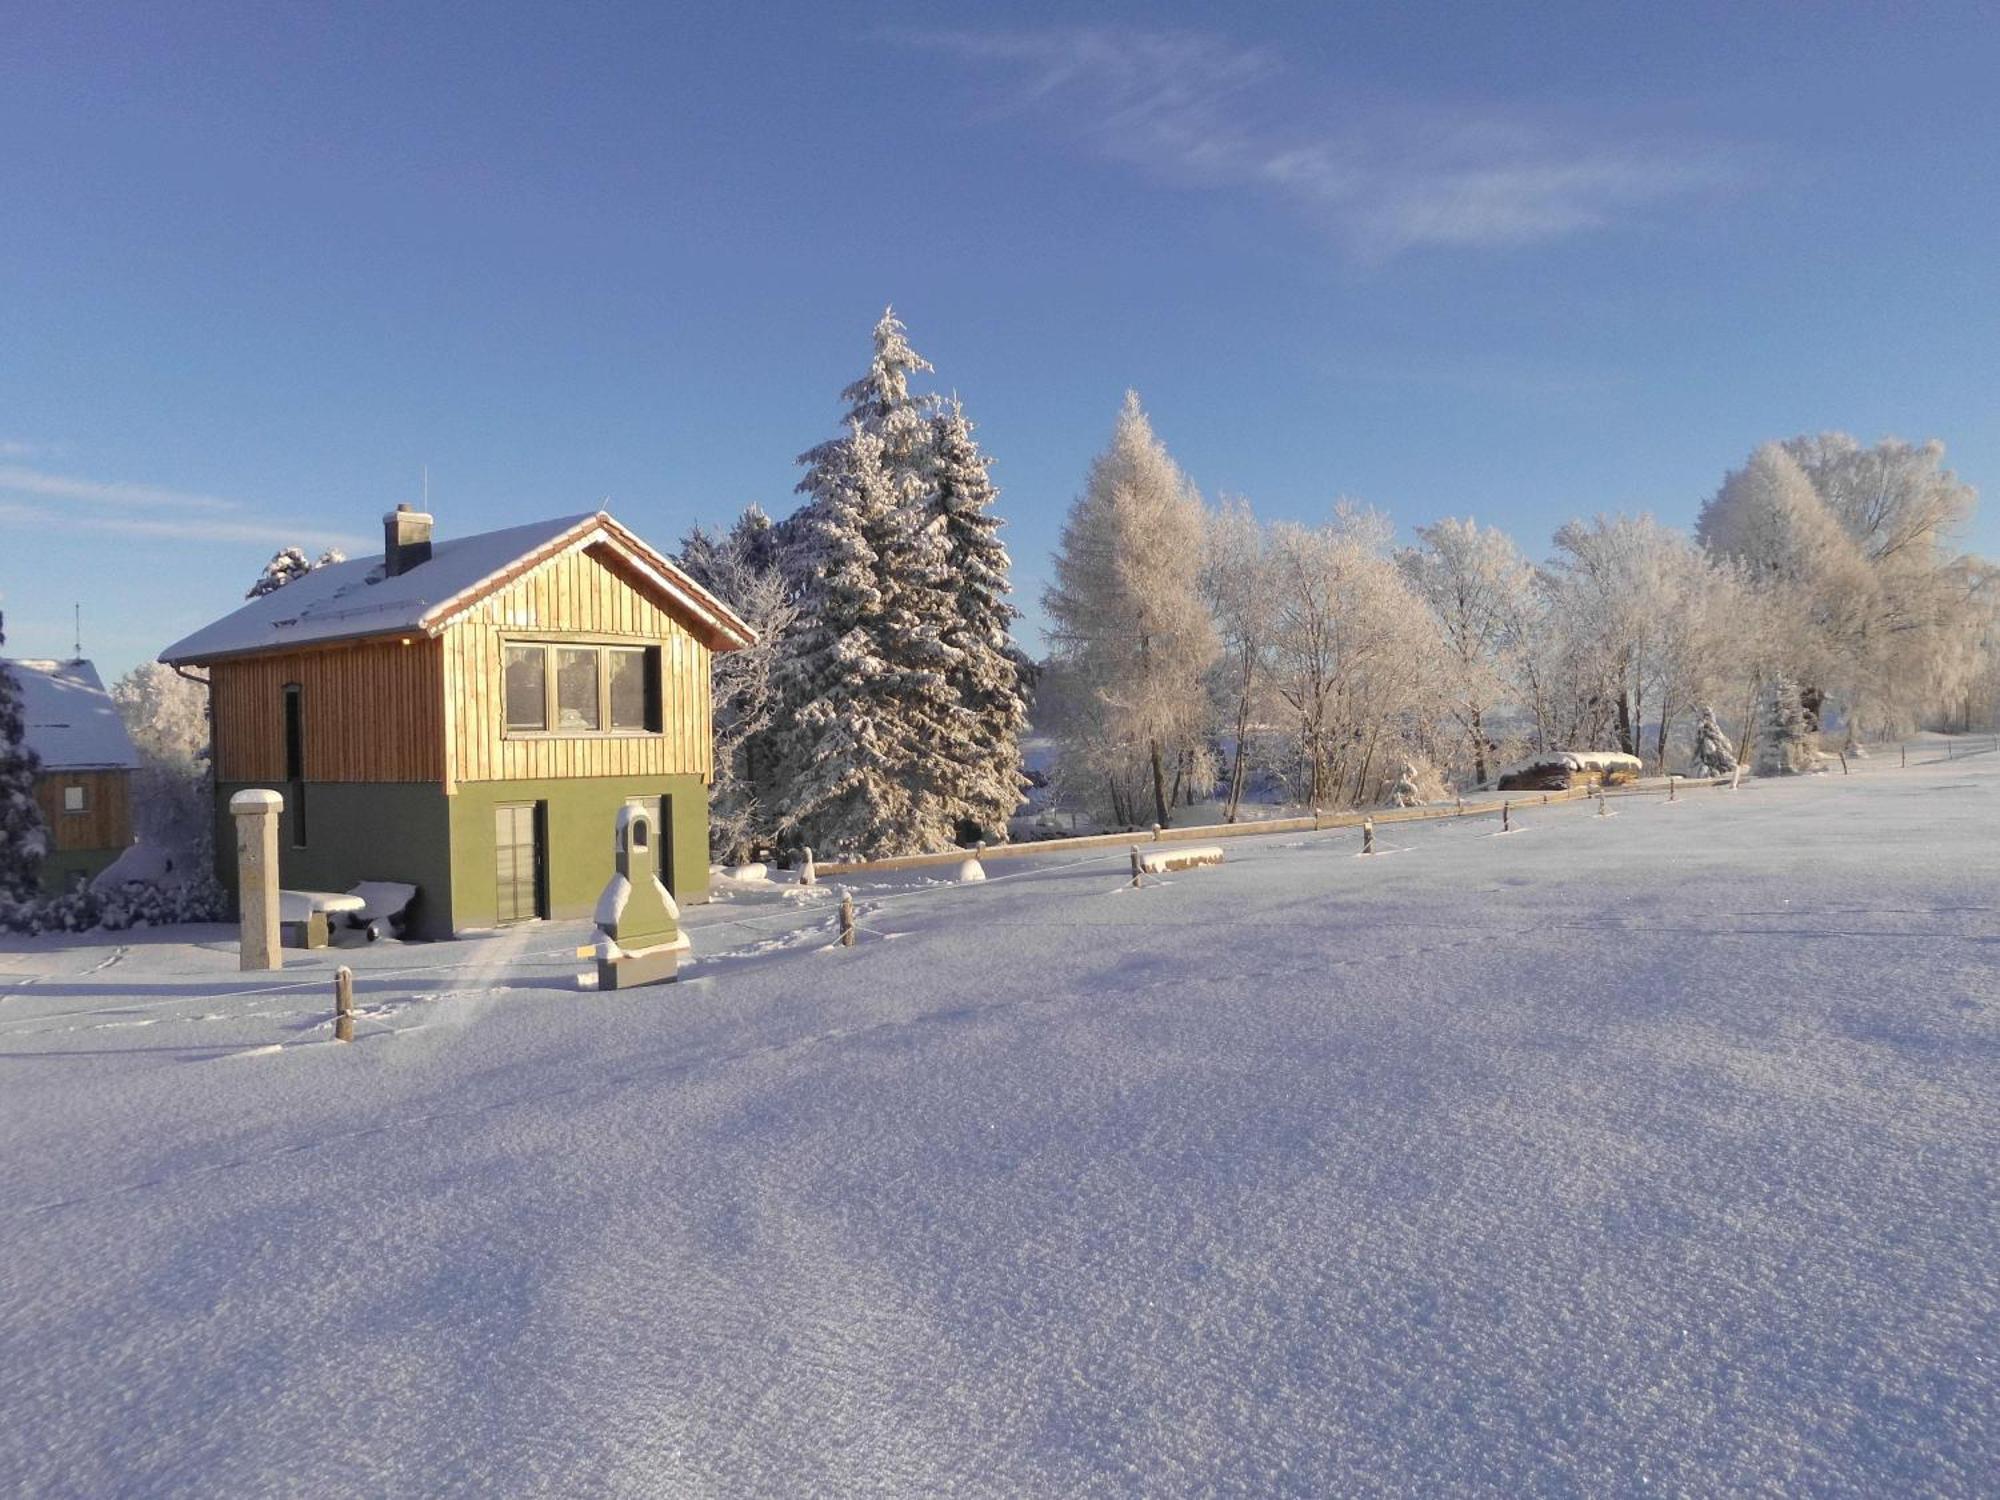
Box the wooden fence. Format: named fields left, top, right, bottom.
left=811, top=773, right=1736, bottom=878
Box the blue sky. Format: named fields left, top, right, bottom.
left=4, top=2, right=1997, bottom=678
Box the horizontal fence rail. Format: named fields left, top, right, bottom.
left=811, top=774, right=1738, bottom=877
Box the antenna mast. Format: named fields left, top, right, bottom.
left=73, top=603, right=81, bottom=659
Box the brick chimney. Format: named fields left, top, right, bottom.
left=383, top=503, right=434, bottom=577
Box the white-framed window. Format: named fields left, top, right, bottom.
left=63, top=784, right=87, bottom=813
left=501, top=641, right=662, bottom=738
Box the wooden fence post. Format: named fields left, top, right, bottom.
left=1130, top=847, right=1143, bottom=888
left=1838, top=751, right=1849, bottom=775
left=1598, top=788, right=1608, bottom=817
left=838, top=890, right=855, bottom=947
left=1901, top=744, right=1907, bottom=768
left=1668, top=775, right=1677, bottom=801
left=1362, top=818, right=1374, bottom=855
left=1731, top=764, right=1742, bottom=791
left=1502, top=800, right=1511, bottom=833
left=1455, top=796, right=1464, bottom=816
left=333, top=966, right=354, bottom=1043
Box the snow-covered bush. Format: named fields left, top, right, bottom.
left=0, top=867, right=228, bottom=936
left=1387, top=757, right=1449, bottom=807
left=1689, top=705, right=1738, bottom=775
left=1755, top=677, right=1818, bottom=775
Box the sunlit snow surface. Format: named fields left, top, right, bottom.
left=2, top=745, right=1995, bottom=1496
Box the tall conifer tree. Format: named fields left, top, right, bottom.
left=0, top=614, right=48, bottom=901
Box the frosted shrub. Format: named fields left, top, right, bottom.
left=1689, top=706, right=1738, bottom=775
left=1756, top=677, right=1818, bottom=775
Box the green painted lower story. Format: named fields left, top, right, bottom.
left=213, top=775, right=710, bottom=941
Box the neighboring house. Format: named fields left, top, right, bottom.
left=160, top=507, right=754, bottom=939
left=6, top=658, right=141, bottom=892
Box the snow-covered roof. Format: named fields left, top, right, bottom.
left=159, top=510, right=755, bottom=665
left=5, top=658, right=141, bottom=770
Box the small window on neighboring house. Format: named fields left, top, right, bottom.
left=556, top=648, right=601, bottom=731
left=63, top=785, right=87, bottom=813
left=504, top=646, right=548, bottom=731
left=608, top=647, right=661, bottom=732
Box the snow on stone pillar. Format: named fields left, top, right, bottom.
left=230, top=788, right=283, bottom=972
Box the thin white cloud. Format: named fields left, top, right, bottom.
left=898, top=27, right=1742, bottom=257
left=0, top=440, right=38, bottom=458
left=0, top=498, right=364, bottom=554
left=0, top=464, right=239, bottom=512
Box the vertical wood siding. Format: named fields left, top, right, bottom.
left=32, top=770, right=132, bottom=851
left=210, top=639, right=445, bottom=783
left=441, top=542, right=713, bottom=788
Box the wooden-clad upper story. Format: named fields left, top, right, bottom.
left=440, top=542, right=714, bottom=789
left=171, top=511, right=752, bottom=793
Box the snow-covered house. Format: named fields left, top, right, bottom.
left=161, top=507, right=754, bottom=938
left=6, top=658, right=141, bottom=892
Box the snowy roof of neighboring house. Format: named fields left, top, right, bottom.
left=159, top=510, right=754, bottom=665
left=4, top=658, right=142, bottom=770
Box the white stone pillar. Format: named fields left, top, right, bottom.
left=230, top=789, right=284, bottom=972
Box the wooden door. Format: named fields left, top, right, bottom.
left=494, top=803, right=545, bottom=923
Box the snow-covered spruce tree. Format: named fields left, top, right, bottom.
left=0, top=615, right=48, bottom=902
left=774, top=427, right=964, bottom=858
left=247, top=546, right=345, bottom=599
left=1043, top=392, right=1218, bottom=827
left=676, top=505, right=798, bottom=863
left=1756, top=675, right=1817, bottom=775
left=1689, top=705, right=1738, bottom=776
left=926, top=399, right=1028, bottom=840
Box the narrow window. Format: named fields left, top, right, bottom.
left=607, top=647, right=657, bottom=732
left=283, top=684, right=304, bottom=780
left=63, top=784, right=87, bottom=813
left=504, top=645, right=548, bottom=732
left=556, top=648, right=601, bottom=731
left=284, top=684, right=307, bottom=847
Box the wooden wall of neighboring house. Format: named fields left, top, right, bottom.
left=209, top=638, right=445, bottom=783
left=32, top=769, right=132, bottom=851
left=441, top=541, right=714, bottom=789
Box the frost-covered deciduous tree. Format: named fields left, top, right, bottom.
left=677, top=505, right=798, bottom=863
left=1265, top=507, right=1439, bottom=808
left=0, top=616, right=48, bottom=901
left=1698, top=443, right=1875, bottom=729
left=1203, top=496, right=1275, bottom=821
left=247, top=547, right=345, bottom=599
left=927, top=399, right=1028, bottom=840
left=1043, top=392, right=1218, bottom=827
left=109, top=662, right=212, bottom=863
left=1399, top=518, right=1536, bottom=785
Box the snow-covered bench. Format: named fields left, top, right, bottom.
left=1137, top=846, right=1224, bottom=875
left=277, top=890, right=364, bottom=950
left=275, top=883, right=418, bottom=948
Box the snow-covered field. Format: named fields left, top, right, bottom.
left=3, top=749, right=1995, bottom=1496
